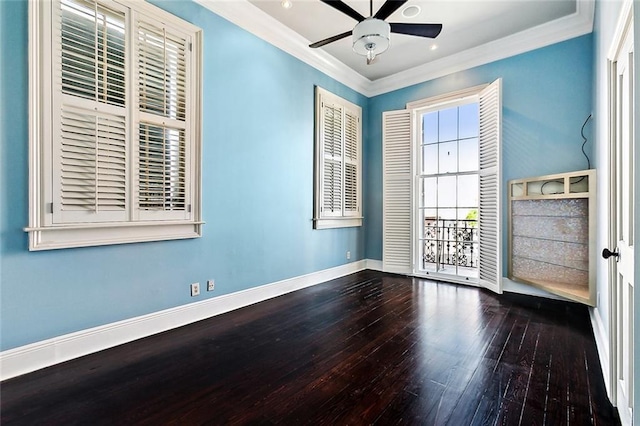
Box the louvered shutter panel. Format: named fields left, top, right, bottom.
left=320, top=100, right=343, bottom=217
left=59, top=0, right=126, bottom=107
left=478, top=79, right=502, bottom=293
left=138, top=124, right=186, bottom=212
left=52, top=0, right=128, bottom=223
left=137, top=22, right=187, bottom=121
left=383, top=110, right=413, bottom=274
left=137, top=20, right=191, bottom=221
left=344, top=109, right=359, bottom=217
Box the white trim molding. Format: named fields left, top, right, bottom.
left=590, top=307, right=612, bottom=398
left=607, top=0, right=633, bottom=60
left=365, top=259, right=383, bottom=271
left=0, top=260, right=367, bottom=381
left=194, top=0, right=594, bottom=97
left=1, top=263, right=611, bottom=381
left=405, top=83, right=488, bottom=110
left=193, top=0, right=371, bottom=95
left=370, top=0, right=595, bottom=96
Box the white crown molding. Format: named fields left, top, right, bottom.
left=369, top=0, right=595, bottom=96
left=194, top=0, right=593, bottom=98
left=0, top=260, right=368, bottom=380
left=193, top=0, right=372, bottom=95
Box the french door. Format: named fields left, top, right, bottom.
left=382, top=80, right=502, bottom=293
left=416, top=101, right=480, bottom=282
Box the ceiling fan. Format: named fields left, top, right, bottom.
left=309, top=0, right=443, bottom=65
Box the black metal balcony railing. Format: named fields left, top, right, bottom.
left=422, top=218, right=479, bottom=269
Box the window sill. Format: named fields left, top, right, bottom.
left=313, top=217, right=363, bottom=230
left=25, top=221, right=204, bottom=251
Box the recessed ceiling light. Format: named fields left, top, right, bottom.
left=402, top=5, right=421, bottom=18
left=281, top=0, right=292, bottom=9
left=430, top=44, right=438, bottom=51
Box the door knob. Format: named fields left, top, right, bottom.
left=602, top=248, right=619, bottom=260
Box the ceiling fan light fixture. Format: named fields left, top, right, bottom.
left=352, top=18, right=390, bottom=59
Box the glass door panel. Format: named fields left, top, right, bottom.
left=418, top=102, right=479, bottom=280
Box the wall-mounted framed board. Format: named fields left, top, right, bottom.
left=508, top=169, right=596, bottom=306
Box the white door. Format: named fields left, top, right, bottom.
left=607, top=10, right=634, bottom=425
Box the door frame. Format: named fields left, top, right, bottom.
left=606, top=0, right=634, bottom=422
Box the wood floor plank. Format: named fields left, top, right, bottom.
left=1, top=271, right=620, bottom=425
left=520, top=318, right=557, bottom=425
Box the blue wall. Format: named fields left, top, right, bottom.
left=0, top=0, right=595, bottom=352
left=364, top=35, right=594, bottom=264
left=0, top=0, right=367, bottom=351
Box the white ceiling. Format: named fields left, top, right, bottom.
left=248, top=0, right=577, bottom=80
left=196, top=0, right=594, bottom=96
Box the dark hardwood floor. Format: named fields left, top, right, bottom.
left=1, top=271, right=620, bottom=425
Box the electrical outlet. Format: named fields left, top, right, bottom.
left=346, top=251, right=351, bottom=260
left=207, top=279, right=215, bottom=292
left=190, top=282, right=200, bottom=297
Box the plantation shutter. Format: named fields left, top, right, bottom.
left=30, top=0, right=203, bottom=250
left=478, top=79, right=502, bottom=293
left=320, top=100, right=344, bottom=217
left=382, top=110, right=413, bottom=274
left=52, top=0, right=129, bottom=224
left=344, top=109, right=360, bottom=217
left=136, top=20, right=191, bottom=221
left=313, top=87, right=362, bottom=229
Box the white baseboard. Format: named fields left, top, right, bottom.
left=0, top=260, right=368, bottom=381
left=365, top=259, right=383, bottom=271
left=2, top=262, right=613, bottom=389
left=589, top=307, right=612, bottom=399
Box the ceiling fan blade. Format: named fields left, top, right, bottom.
left=320, top=0, right=366, bottom=22
left=390, top=23, right=443, bottom=38
left=374, top=0, right=408, bottom=20
left=309, top=30, right=353, bottom=48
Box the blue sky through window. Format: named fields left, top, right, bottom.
left=421, top=102, right=480, bottom=216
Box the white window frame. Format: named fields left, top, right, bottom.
left=26, top=0, right=203, bottom=251
left=313, top=87, right=363, bottom=229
